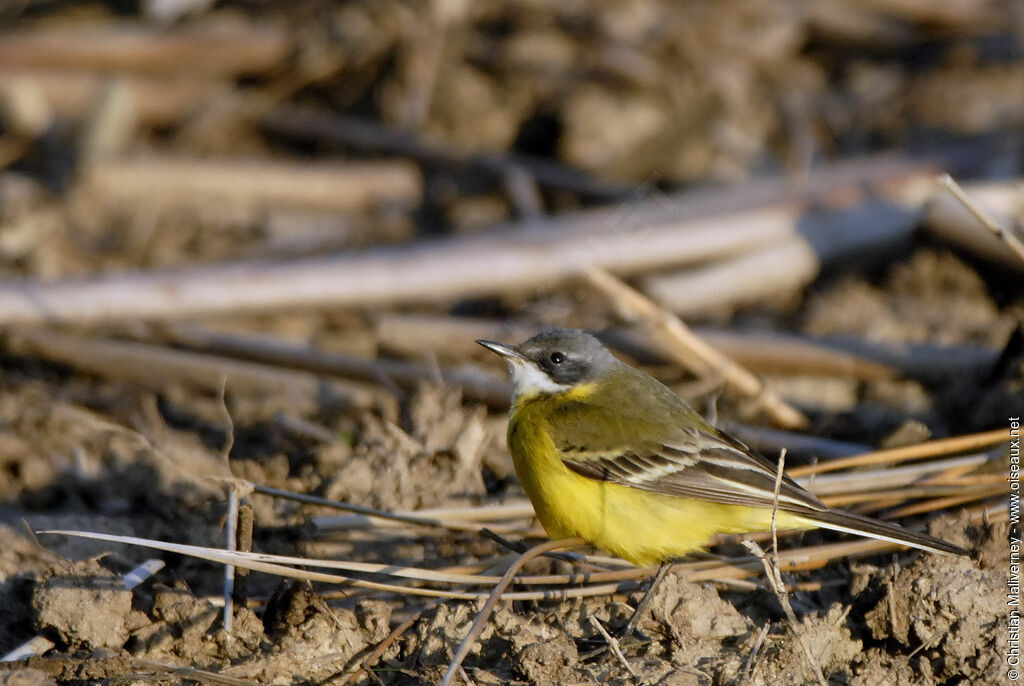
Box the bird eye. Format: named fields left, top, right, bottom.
left=549, top=351, right=566, bottom=364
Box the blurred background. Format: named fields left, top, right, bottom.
left=0, top=1, right=1021, bottom=684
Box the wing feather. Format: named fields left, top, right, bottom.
left=544, top=367, right=828, bottom=515
left=542, top=368, right=966, bottom=556
left=560, top=425, right=828, bottom=514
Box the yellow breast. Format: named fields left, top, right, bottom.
left=507, top=393, right=804, bottom=566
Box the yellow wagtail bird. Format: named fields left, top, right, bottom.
left=477, top=329, right=968, bottom=569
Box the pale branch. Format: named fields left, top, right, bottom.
left=581, top=266, right=810, bottom=429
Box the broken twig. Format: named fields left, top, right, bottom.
left=936, top=173, right=1024, bottom=266
left=582, top=266, right=809, bottom=429
left=440, top=538, right=584, bottom=686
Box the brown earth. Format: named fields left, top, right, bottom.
left=0, top=1, right=1021, bottom=685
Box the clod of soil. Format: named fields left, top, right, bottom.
left=31, top=560, right=139, bottom=652
left=0, top=670, right=55, bottom=686
left=864, top=554, right=1006, bottom=683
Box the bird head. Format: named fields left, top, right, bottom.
left=477, top=329, right=618, bottom=399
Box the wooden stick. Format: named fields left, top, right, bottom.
left=645, top=195, right=922, bottom=313
left=222, top=487, right=239, bottom=634
left=789, top=427, right=1007, bottom=477
left=921, top=473, right=1007, bottom=487
left=43, top=528, right=625, bottom=602
left=744, top=539, right=828, bottom=686
left=440, top=538, right=584, bottom=686
left=376, top=313, right=998, bottom=386
left=684, top=539, right=896, bottom=582
left=311, top=501, right=535, bottom=533
left=159, top=323, right=511, bottom=406
left=696, top=331, right=900, bottom=382
left=0, top=205, right=799, bottom=326
left=925, top=177, right=1024, bottom=270
left=884, top=489, right=1006, bottom=518
left=131, top=658, right=262, bottom=686
left=747, top=449, right=829, bottom=686
left=375, top=314, right=537, bottom=360
left=588, top=616, right=640, bottom=680
left=9, top=330, right=389, bottom=411
left=936, top=174, right=1024, bottom=266
left=83, top=156, right=421, bottom=212
left=807, top=1, right=1003, bottom=46
left=0, top=69, right=222, bottom=128
left=340, top=605, right=431, bottom=685
left=0, top=18, right=290, bottom=76
left=0, top=155, right=939, bottom=326
left=797, top=454, right=988, bottom=496
left=256, top=485, right=526, bottom=534
left=582, top=266, right=809, bottom=429
left=822, top=484, right=1003, bottom=509
left=644, top=236, right=821, bottom=316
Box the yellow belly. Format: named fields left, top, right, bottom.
left=508, top=400, right=807, bottom=566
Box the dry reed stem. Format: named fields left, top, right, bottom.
left=340, top=606, right=431, bottom=685
left=789, top=427, right=1007, bottom=477
left=42, top=529, right=637, bottom=602
left=0, top=207, right=798, bottom=326
left=924, top=474, right=1006, bottom=487
left=440, top=538, right=584, bottom=686
left=0, top=156, right=936, bottom=326
left=927, top=460, right=991, bottom=482
left=938, top=173, right=1024, bottom=266
left=376, top=313, right=901, bottom=384
left=84, top=156, right=421, bottom=212
left=588, top=615, right=640, bottom=681
left=311, top=501, right=535, bottom=532
left=0, top=18, right=290, bottom=75
left=643, top=236, right=820, bottom=315
left=131, top=658, right=261, bottom=686
left=582, top=266, right=809, bottom=429
left=0, top=217, right=788, bottom=327
left=799, top=454, right=989, bottom=495
left=885, top=490, right=1006, bottom=518
left=163, top=323, right=511, bottom=406
left=741, top=623, right=771, bottom=679
left=924, top=179, right=1024, bottom=270
left=744, top=448, right=828, bottom=686
left=699, top=330, right=897, bottom=381
left=690, top=499, right=1003, bottom=583
left=10, top=331, right=390, bottom=411
left=685, top=539, right=910, bottom=583
left=222, top=487, right=238, bottom=634
left=822, top=484, right=1003, bottom=508
left=39, top=496, right=1003, bottom=605
left=0, top=69, right=221, bottom=127
left=256, top=485, right=528, bottom=533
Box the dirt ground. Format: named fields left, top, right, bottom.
left=0, top=257, right=1015, bottom=685
left=0, top=2, right=1021, bottom=685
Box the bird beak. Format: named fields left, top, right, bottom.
left=476, top=339, right=523, bottom=361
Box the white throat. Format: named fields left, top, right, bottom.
left=507, top=360, right=570, bottom=398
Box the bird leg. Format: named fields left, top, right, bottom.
left=619, top=562, right=673, bottom=641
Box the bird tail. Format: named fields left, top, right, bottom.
left=793, top=508, right=968, bottom=556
